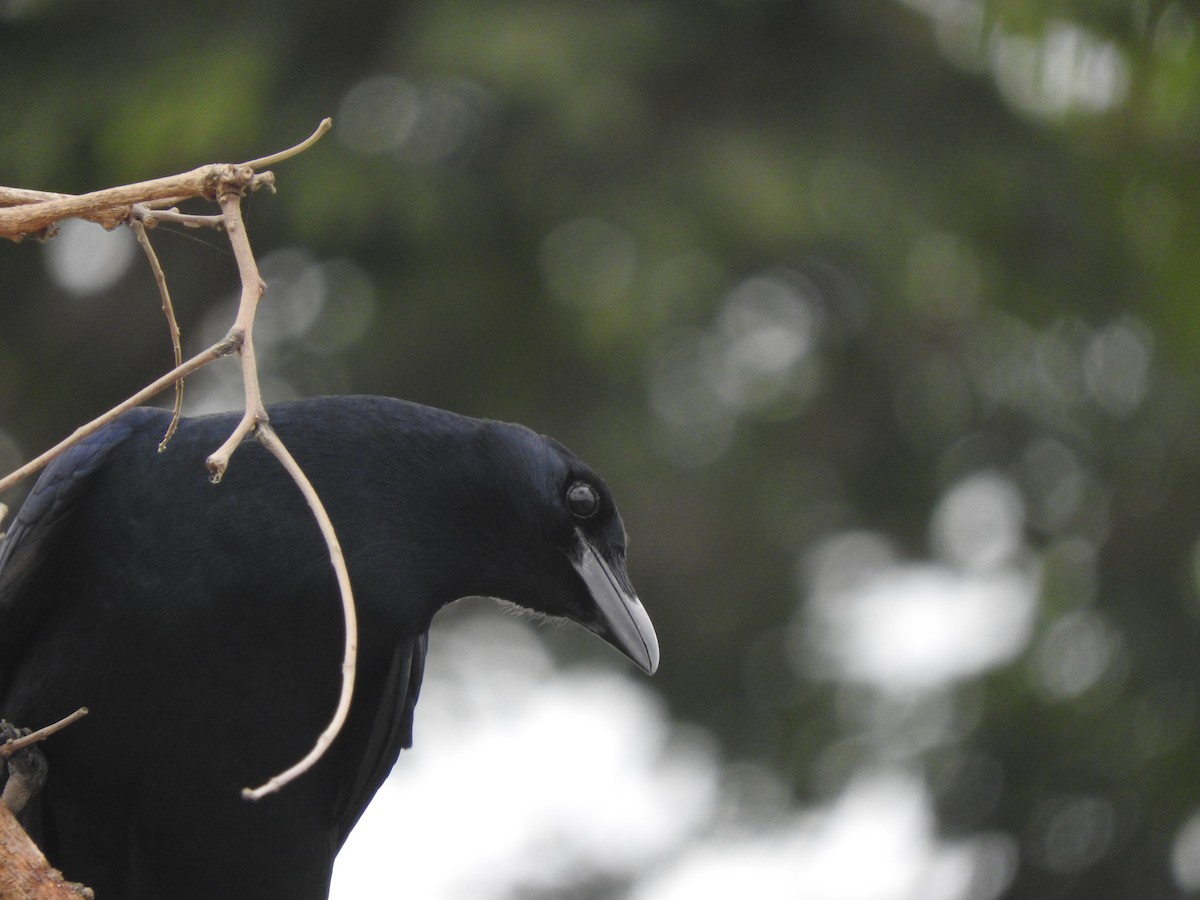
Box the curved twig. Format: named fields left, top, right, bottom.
left=242, top=424, right=358, bottom=800
left=205, top=167, right=358, bottom=797
left=130, top=215, right=185, bottom=451
left=241, top=118, right=332, bottom=170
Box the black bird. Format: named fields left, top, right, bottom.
left=0, top=396, right=658, bottom=898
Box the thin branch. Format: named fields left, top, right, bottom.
left=0, top=185, right=129, bottom=233
left=241, top=118, right=332, bottom=169
left=0, top=167, right=228, bottom=239
left=0, top=186, right=68, bottom=207
left=0, top=120, right=357, bottom=804
left=1, top=709, right=88, bottom=758
left=137, top=207, right=225, bottom=230
left=0, top=332, right=241, bottom=496
left=204, top=185, right=268, bottom=482
left=242, top=424, right=357, bottom=800
left=202, top=178, right=360, bottom=798
left=130, top=215, right=185, bottom=451
left=0, top=119, right=323, bottom=242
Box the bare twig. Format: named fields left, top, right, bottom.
left=1, top=709, right=89, bottom=758
left=242, top=424, right=357, bottom=800
left=129, top=215, right=184, bottom=451
left=242, top=118, right=332, bottom=169
left=0, top=119, right=356, bottom=800
left=0, top=332, right=241, bottom=496
left=0, top=186, right=69, bottom=207
left=204, top=181, right=268, bottom=483
left=137, top=207, right=225, bottom=230
left=205, top=171, right=359, bottom=798
left=0, top=120, right=332, bottom=487
left=0, top=169, right=226, bottom=240
left=0, top=184, right=129, bottom=233
left=0, top=123, right=306, bottom=242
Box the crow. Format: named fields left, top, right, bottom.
left=0, top=396, right=658, bottom=898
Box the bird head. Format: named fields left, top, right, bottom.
left=460, top=421, right=660, bottom=675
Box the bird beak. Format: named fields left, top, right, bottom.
left=573, top=530, right=660, bottom=675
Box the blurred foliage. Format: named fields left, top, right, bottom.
left=5, top=0, right=1200, bottom=896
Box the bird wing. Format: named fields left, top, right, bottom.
left=0, top=413, right=150, bottom=677
left=333, top=631, right=428, bottom=848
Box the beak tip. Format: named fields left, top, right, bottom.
left=640, top=636, right=660, bottom=676
left=617, top=599, right=659, bottom=675
left=616, top=597, right=659, bottom=675
left=573, top=535, right=660, bottom=677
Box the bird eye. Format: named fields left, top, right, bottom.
left=566, top=481, right=600, bottom=519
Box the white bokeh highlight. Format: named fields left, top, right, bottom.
left=331, top=601, right=1019, bottom=899
left=43, top=218, right=137, bottom=296
left=331, top=610, right=716, bottom=899
left=799, top=470, right=1038, bottom=696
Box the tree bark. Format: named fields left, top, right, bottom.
left=0, top=804, right=92, bottom=899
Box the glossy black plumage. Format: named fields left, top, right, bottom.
left=0, top=396, right=658, bottom=899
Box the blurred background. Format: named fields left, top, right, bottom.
left=2, top=1, right=1199, bottom=897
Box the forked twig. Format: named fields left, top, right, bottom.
left=0, top=333, right=241, bottom=496
left=1, top=120, right=358, bottom=798
left=204, top=181, right=269, bottom=482
left=0, top=121, right=327, bottom=490
left=0, top=118, right=330, bottom=242
left=202, top=170, right=359, bottom=799
left=1, top=708, right=89, bottom=757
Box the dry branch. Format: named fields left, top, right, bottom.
left=243, top=424, right=358, bottom=800
left=130, top=214, right=185, bottom=450
left=0, top=168, right=227, bottom=240
left=0, top=804, right=92, bottom=899
left=0, top=710, right=92, bottom=897
left=0, top=334, right=240, bottom=497
left=0, top=118, right=356, bottom=800
left=203, top=184, right=269, bottom=482
left=0, top=118, right=329, bottom=242
left=0, top=709, right=89, bottom=759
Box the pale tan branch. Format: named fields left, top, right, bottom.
left=0, top=711, right=93, bottom=896
left=204, top=189, right=268, bottom=482
left=130, top=217, right=185, bottom=451
left=0, top=187, right=185, bottom=212
left=202, top=171, right=359, bottom=796
left=241, top=118, right=332, bottom=169
left=0, top=168, right=226, bottom=239
left=0, top=186, right=64, bottom=206
left=242, top=423, right=357, bottom=801
left=136, top=207, right=225, bottom=230
left=0, top=119, right=356, bottom=805
left=0, top=119, right=327, bottom=241
left=1, top=709, right=89, bottom=758
left=0, top=332, right=241, bottom=496
left=205, top=412, right=261, bottom=484
left=0, top=185, right=139, bottom=232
